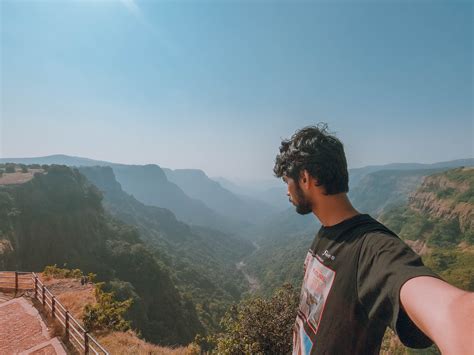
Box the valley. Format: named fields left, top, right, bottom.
left=0, top=156, right=472, bottom=354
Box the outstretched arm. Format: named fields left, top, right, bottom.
left=400, top=276, right=474, bottom=354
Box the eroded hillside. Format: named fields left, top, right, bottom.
left=408, top=168, right=473, bottom=234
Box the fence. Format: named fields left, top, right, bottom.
left=0, top=271, right=109, bottom=355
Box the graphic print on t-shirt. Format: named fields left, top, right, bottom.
left=293, top=317, right=313, bottom=355
left=293, top=251, right=336, bottom=354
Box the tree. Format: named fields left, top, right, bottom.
left=5, top=164, right=15, bottom=173
left=83, top=282, right=132, bottom=332
left=212, top=283, right=299, bottom=354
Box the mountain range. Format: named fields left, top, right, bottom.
left=1, top=155, right=472, bottom=350
left=78, top=166, right=253, bottom=331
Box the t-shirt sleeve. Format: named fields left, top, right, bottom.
left=357, top=231, right=441, bottom=349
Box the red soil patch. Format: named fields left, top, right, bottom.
left=0, top=169, right=44, bottom=185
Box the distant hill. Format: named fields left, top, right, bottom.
left=0, top=165, right=202, bottom=345
left=78, top=166, right=254, bottom=331
left=349, top=168, right=449, bottom=217
left=0, top=155, right=247, bottom=233
left=380, top=167, right=473, bottom=252
left=111, top=164, right=244, bottom=233
left=0, top=154, right=113, bottom=167
left=348, top=158, right=474, bottom=189
left=213, top=177, right=282, bottom=195
left=214, top=158, right=474, bottom=213
left=164, top=168, right=277, bottom=225
left=212, top=177, right=289, bottom=212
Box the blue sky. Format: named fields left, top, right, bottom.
left=1, top=0, right=472, bottom=180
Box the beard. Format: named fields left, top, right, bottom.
left=293, top=183, right=313, bottom=215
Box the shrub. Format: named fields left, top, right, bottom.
left=83, top=283, right=132, bottom=332
left=43, top=264, right=83, bottom=279
left=87, top=272, right=97, bottom=283
left=5, top=164, right=15, bottom=173
left=212, top=283, right=299, bottom=354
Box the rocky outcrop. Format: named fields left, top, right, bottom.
left=409, top=168, right=473, bottom=233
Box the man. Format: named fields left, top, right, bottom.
left=273, top=124, right=473, bottom=354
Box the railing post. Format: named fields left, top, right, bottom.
left=51, top=296, right=56, bottom=318
left=84, top=331, right=89, bottom=354
left=42, top=285, right=46, bottom=307
left=34, top=275, right=38, bottom=299
left=65, top=311, right=70, bottom=339
left=15, top=271, right=18, bottom=292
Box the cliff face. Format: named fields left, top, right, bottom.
left=379, top=168, right=474, bottom=354
left=0, top=165, right=203, bottom=345
left=408, top=167, right=473, bottom=234
left=78, top=166, right=254, bottom=332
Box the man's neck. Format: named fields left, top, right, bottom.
left=312, top=193, right=360, bottom=227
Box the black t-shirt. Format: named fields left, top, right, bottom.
left=292, top=214, right=440, bottom=355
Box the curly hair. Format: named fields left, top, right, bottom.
left=273, top=123, right=349, bottom=195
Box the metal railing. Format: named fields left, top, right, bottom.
left=0, top=271, right=109, bottom=355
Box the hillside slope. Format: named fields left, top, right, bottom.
left=0, top=155, right=247, bottom=234
left=0, top=165, right=202, bottom=345
left=379, top=167, right=473, bottom=294
left=349, top=168, right=445, bottom=216
left=79, top=166, right=253, bottom=330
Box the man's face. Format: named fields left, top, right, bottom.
left=283, top=176, right=313, bottom=215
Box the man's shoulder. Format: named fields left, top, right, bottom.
left=356, top=216, right=399, bottom=240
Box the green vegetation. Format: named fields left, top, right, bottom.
left=5, top=163, right=15, bottom=173
left=245, top=232, right=312, bottom=296
left=79, top=166, right=253, bottom=333
left=424, top=248, right=474, bottom=291
left=83, top=282, right=132, bottom=332
left=381, top=168, right=473, bottom=248
left=349, top=168, right=443, bottom=217
left=43, top=264, right=97, bottom=283
left=43, top=265, right=83, bottom=279
left=0, top=165, right=202, bottom=345
left=380, top=168, right=473, bottom=292
left=418, top=168, right=474, bottom=204
left=200, top=283, right=299, bottom=354
left=2, top=162, right=471, bottom=351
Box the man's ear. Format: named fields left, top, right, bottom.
left=300, top=170, right=312, bottom=189
left=300, top=170, right=320, bottom=190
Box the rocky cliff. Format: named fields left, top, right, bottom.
left=408, top=167, right=473, bottom=234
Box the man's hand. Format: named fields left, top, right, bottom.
left=400, top=276, right=474, bottom=354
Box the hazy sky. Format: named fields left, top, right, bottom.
left=1, top=0, right=472, bottom=180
